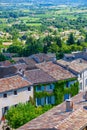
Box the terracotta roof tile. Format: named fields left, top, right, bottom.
left=17, top=92, right=87, bottom=130
left=14, top=63, right=28, bottom=71
left=57, top=58, right=87, bottom=73
left=13, top=57, right=37, bottom=70
left=0, top=66, right=17, bottom=78
left=25, top=69, right=56, bottom=84
left=0, top=60, right=12, bottom=67
left=0, top=75, right=32, bottom=93
left=36, top=62, right=76, bottom=81
left=29, top=53, right=56, bottom=63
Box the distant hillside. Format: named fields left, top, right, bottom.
left=0, top=0, right=87, bottom=5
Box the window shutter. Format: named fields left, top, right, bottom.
left=41, top=98, right=45, bottom=106
left=41, top=86, right=44, bottom=91
left=51, top=96, right=55, bottom=104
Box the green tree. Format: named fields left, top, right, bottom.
left=77, top=39, right=81, bottom=45
left=55, top=37, right=62, bottom=48
left=67, top=33, right=75, bottom=45
left=21, top=40, right=43, bottom=56
left=0, top=53, right=6, bottom=61
left=43, top=35, right=52, bottom=47
left=85, top=33, right=87, bottom=42
left=5, top=103, right=52, bottom=129
left=48, top=43, right=59, bottom=53
left=43, top=44, right=48, bottom=53
left=56, top=52, right=64, bottom=60
left=7, top=45, right=22, bottom=54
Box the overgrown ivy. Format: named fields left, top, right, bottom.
left=54, top=81, right=79, bottom=105
left=34, top=78, right=79, bottom=105
left=35, top=91, right=54, bottom=98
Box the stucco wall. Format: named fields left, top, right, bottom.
left=78, top=70, right=87, bottom=91
left=0, top=86, right=33, bottom=120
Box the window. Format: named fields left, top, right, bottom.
left=50, top=84, right=53, bottom=89
left=66, top=82, right=69, bottom=88
left=85, top=79, right=87, bottom=86
left=28, top=87, right=31, bottom=91
left=3, top=93, right=7, bottom=98
left=37, top=98, right=41, bottom=105
left=3, top=106, right=8, bottom=114
left=80, top=82, right=82, bottom=90
left=80, top=73, right=82, bottom=78
left=37, top=86, right=41, bottom=91
left=14, top=90, right=17, bottom=95
left=14, top=104, right=18, bottom=107
left=48, top=96, right=51, bottom=104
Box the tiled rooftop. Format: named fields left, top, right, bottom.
left=0, top=66, right=17, bottom=78
left=36, top=62, right=76, bottom=81
left=17, top=92, right=87, bottom=130
left=29, top=53, right=56, bottom=63
left=14, top=63, right=28, bottom=71
left=25, top=69, right=56, bottom=84
left=0, top=75, right=32, bottom=93
left=13, top=57, right=37, bottom=70
left=0, top=60, right=12, bottom=67
left=57, top=58, right=87, bottom=73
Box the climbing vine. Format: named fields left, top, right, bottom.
left=34, top=78, right=79, bottom=105
left=35, top=91, right=54, bottom=98
left=54, top=81, right=79, bottom=105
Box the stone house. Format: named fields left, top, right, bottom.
left=24, top=62, right=77, bottom=106
left=0, top=75, right=33, bottom=122
left=57, top=58, right=87, bottom=91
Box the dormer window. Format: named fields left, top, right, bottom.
left=3, top=93, right=7, bottom=98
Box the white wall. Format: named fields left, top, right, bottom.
left=78, top=70, right=87, bottom=91
left=0, top=86, right=33, bottom=121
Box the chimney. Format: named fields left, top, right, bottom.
left=66, top=65, right=69, bottom=70
left=83, top=91, right=87, bottom=101
left=18, top=69, right=25, bottom=77
left=84, top=48, right=87, bottom=52
left=79, top=59, right=82, bottom=63
left=66, top=99, right=73, bottom=112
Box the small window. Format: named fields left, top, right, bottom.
left=85, top=79, right=87, bottom=86
left=48, top=96, right=52, bottom=104
left=37, top=86, right=41, bottom=91
left=14, top=104, right=18, bottom=107
left=80, top=82, right=82, bottom=90
left=80, top=73, right=82, bottom=78
left=37, top=98, right=41, bottom=106
left=66, top=82, right=69, bottom=88
left=50, top=84, right=53, bottom=89
left=3, top=106, right=8, bottom=114
left=4, top=107, right=8, bottom=111
left=3, top=93, right=7, bottom=98
left=28, top=87, right=31, bottom=91
left=14, top=90, right=17, bottom=95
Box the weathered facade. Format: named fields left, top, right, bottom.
left=57, top=58, right=87, bottom=91
left=0, top=75, right=33, bottom=121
